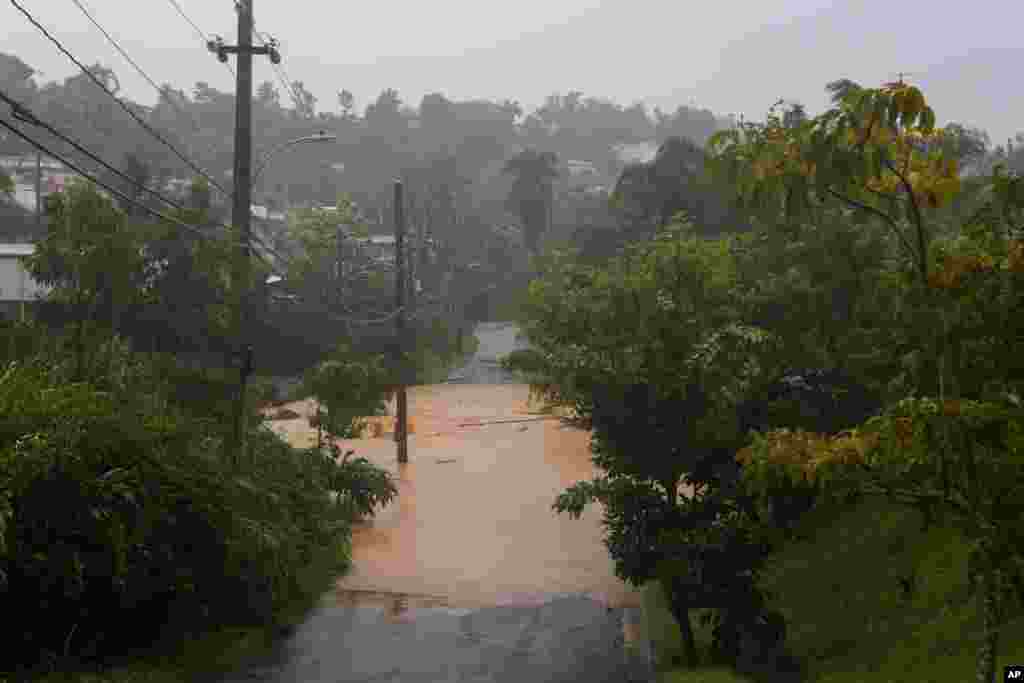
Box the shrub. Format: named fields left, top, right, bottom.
left=0, top=345, right=392, bottom=673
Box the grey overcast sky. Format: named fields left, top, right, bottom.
left=3, top=0, right=1022, bottom=142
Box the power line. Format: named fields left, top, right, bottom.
left=272, top=61, right=300, bottom=111
left=3, top=117, right=462, bottom=328
left=254, top=29, right=299, bottom=109
left=0, top=114, right=306, bottom=323
left=2, top=89, right=211, bottom=227
left=9, top=0, right=233, bottom=201
left=0, top=89, right=297, bottom=272
left=69, top=0, right=165, bottom=97
left=0, top=116, right=218, bottom=244
left=68, top=0, right=235, bottom=198
left=2, top=115, right=457, bottom=333
left=5, top=98, right=456, bottom=324
left=164, top=0, right=236, bottom=77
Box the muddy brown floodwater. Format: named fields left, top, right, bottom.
left=264, top=383, right=642, bottom=613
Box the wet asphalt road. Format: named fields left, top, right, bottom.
left=215, top=594, right=649, bottom=683
left=444, top=322, right=527, bottom=385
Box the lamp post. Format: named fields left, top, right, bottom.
left=248, top=131, right=338, bottom=266
left=253, top=131, right=338, bottom=183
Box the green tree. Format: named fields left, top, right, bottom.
left=302, top=342, right=393, bottom=443
left=509, top=221, right=786, bottom=669
left=289, top=80, right=317, bottom=119
left=716, top=79, right=1024, bottom=683
left=610, top=136, right=739, bottom=239
left=502, top=148, right=560, bottom=254
left=284, top=194, right=365, bottom=309
left=0, top=169, right=12, bottom=200
left=23, top=180, right=152, bottom=377
left=337, top=89, right=356, bottom=121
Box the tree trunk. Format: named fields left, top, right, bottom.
left=667, top=598, right=699, bottom=669
left=975, top=567, right=999, bottom=683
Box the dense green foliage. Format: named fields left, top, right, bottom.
left=507, top=221, right=804, bottom=675
left=511, top=78, right=1024, bottom=683
left=0, top=334, right=394, bottom=674
left=643, top=497, right=1024, bottom=682
left=0, top=185, right=398, bottom=677
left=714, top=81, right=1024, bottom=682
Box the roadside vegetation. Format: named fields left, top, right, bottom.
left=5, top=48, right=1024, bottom=682
left=507, top=79, right=1024, bottom=682
left=0, top=182, right=398, bottom=682
left=642, top=498, right=1024, bottom=682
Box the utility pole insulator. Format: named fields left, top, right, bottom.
left=206, top=37, right=229, bottom=63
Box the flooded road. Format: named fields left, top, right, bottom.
left=228, top=322, right=653, bottom=682
left=266, top=382, right=639, bottom=610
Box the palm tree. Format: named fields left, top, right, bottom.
left=502, top=149, right=560, bottom=254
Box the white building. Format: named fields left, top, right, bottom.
left=353, top=234, right=397, bottom=262
left=0, top=243, right=49, bottom=320
left=612, top=141, right=659, bottom=165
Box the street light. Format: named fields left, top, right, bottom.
left=253, top=131, right=338, bottom=182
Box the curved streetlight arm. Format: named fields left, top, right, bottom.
left=253, top=132, right=338, bottom=182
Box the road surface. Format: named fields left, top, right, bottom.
left=444, top=321, right=528, bottom=385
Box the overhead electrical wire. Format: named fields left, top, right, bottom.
left=253, top=28, right=300, bottom=111
left=9, top=0, right=233, bottom=201
left=69, top=0, right=166, bottom=97
left=0, top=116, right=219, bottom=244
left=1, top=106, right=453, bottom=323
left=8, top=0, right=469, bottom=327
left=2, top=89, right=217, bottom=233
left=65, top=0, right=234, bottom=201
left=0, top=120, right=477, bottom=326
left=0, top=89, right=295, bottom=273
left=69, top=0, right=231, bottom=166
left=163, top=0, right=236, bottom=77
left=0, top=114, right=416, bottom=324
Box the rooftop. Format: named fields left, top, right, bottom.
left=0, top=243, right=36, bottom=257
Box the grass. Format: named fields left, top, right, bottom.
left=646, top=496, right=1024, bottom=682
left=759, top=496, right=1024, bottom=682
left=640, top=580, right=752, bottom=682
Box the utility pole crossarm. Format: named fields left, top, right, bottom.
left=207, top=34, right=280, bottom=64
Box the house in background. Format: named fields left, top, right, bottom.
left=353, top=234, right=397, bottom=264
left=0, top=202, right=44, bottom=243
left=0, top=242, right=49, bottom=321
left=1, top=154, right=77, bottom=217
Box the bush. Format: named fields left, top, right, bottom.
left=0, top=343, right=393, bottom=674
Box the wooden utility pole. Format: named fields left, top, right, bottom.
left=393, top=179, right=409, bottom=464
left=209, top=1, right=281, bottom=467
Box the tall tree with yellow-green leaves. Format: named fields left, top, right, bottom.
left=710, top=80, right=1024, bottom=683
